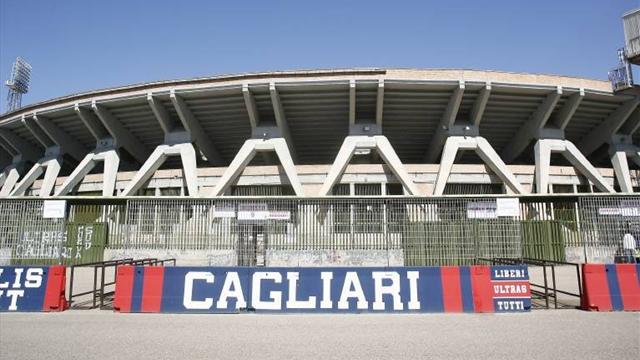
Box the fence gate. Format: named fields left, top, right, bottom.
left=579, top=195, right=640, bottom=263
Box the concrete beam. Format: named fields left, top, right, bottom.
left=611, top=151, right=633, bottom=193
left=424, top=81, right=465, bottom=163
left=0, top=128, right=41, bottom=162
left=55, top=148, right=120, bottom=196
left=242, top=84, right=260, bottom=128
left=376, top=79, right=384, bottom=128
left=618, top=107, right=640, bottom=135
left=92, top=101, right=150, bottom=164
left=75, top=104, right=110, bottom=140
left=470, top=82, right=491, bottom=127
left=10, top=154, right=63, bottom=197
left=534, top=139, right=614, bottom=194
left=433, top=136, right=527, bottom=195
left=22, top=116, right=54, bottom=148
left=33, top=115, right=88, bottom=161
left=147, top=94, right=175, bottom=134
left=121, top=142, right=199, bottom=196
left=0, top=137, right=17, bottom=157
left=319, top=135, right=419, bottom=196
left=209, top=137, right=304, bottom=196
left=555, top=89, right=584, bottom=130
left=349, top=79, right=356, bottom=126
left=578, top=97, right=640, bottom=156
left=501, top=87, right=562, bottom=163
left=0, top=165, right=21, bottom=196
left=269, top=83, right=296, bottom=161
left=170, top=90, right=223, bottom=165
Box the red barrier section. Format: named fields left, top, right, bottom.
left=581, top=264, right=612, bottom=311
left=582, top=264, right=640, bottom=311
left=440, top=266, right=463, bottom=312
left=470, top=266, right=494, bottom=313
left=615, top=265, right=640, bottom=311
left=113, top=266, right=135, bottom=312
left=42, top=265, right=67, bottom=311
left=141, top=267, right=164, bottom=312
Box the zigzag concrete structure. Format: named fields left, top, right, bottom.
left=0, top=68, right=638, bottom=197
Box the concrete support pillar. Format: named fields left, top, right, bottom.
left=10, top=155, right=63, bottom=197
left=56, top=148, right=120, bottom=196
left=433, top=136, right=527, bottom=195
left=121, top=142, right=199, bottom=196
left=611, top=151, right=633, bottom=193
left=209, top=137, right=304, bottom=196
left=318, top=135, right=419, bottom=196
left=534, top=139, right=615, bottom=194
left=0, top=165, right=22, bottom=196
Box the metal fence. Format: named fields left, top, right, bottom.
left=0, top=195, right=637, bottom=266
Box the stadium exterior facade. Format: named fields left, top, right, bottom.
left=0, top=69, right=638, bottom=267
left=0, top=68, right=638, bottom=197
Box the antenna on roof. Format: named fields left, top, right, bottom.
left=4, top=57, right=32, bottom=112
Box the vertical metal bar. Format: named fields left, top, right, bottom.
left=100, top=263, right=105, bottom=309
left=542, top=264, right=549, bottom=309
left=551, top=264, right=558, bottom=309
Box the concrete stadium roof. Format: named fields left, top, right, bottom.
left=0, top=68, right=636, bottom=172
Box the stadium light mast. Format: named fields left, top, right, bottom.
left=4, top=57, right=32, bottom=112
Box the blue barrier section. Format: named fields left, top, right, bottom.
left=116, top=265, right=531, bottom=314
left=0, top=266, right=67, bottom=312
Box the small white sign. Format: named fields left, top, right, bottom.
left=621, top=207, right=640, bottom=217
left=43, top=200, right=67, bottom=219
left=237, top=210, right=269, bottom=221
left=268, top=211, right=291, bottom=220
left=496, top=198, right=520, bottom=217
left=212, top=206, right=235, bottom=218
left=598, top=207, right=621, bottom=216
left=467, top=201, right=497, bottom=219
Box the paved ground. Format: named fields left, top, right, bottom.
left=1, top=310, right=638, bottom=360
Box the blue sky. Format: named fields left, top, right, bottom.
left=0, top=0, right=638, bottom=111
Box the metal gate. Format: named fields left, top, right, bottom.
left=579, top=195, right=640, bottom=263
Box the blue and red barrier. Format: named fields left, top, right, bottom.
left=0, top=265, right=67, bottom=312
left=581, top=264, right=640, bottom=311
left=114, top=265, right=531, bottom=313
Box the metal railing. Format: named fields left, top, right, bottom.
left=67, top=258, right=176, bottom=309
left=481, top=257, right=582, bottom=310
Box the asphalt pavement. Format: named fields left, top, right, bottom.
left=1, top=310, right=638, bottom=360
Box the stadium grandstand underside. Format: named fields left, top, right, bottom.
left=0, top=69, right=639, bottom=266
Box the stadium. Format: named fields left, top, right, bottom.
left=0, top=68, right=638, bottom=267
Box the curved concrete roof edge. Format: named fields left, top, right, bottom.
left=0, top=67, right=614, bottom=121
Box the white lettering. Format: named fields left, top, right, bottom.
left=6, top=289, right=24, bottom=311
left=407, top=271, right=421, bottom=310
left=25, top=268, right=43, bottom=288
left=337, top=272, right=368, bottom=310
left=372, top=272, right=403, bottom=310
left=252, top=272, right=282, bottom=310
left=285, top=272, right=316, bottom=309
left=320, top=272, right=333, bottom=309
left=183, top=272, right=214, bottom=310
left=12, top=268, right=23, bottom=288
left=216, top=272, right=247, bottom=309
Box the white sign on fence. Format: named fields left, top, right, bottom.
left=496, top=198, right=520, bottom=217
left=467, top=201, right=497, bottom=219
left=268, top=211, right=291, bottom=220
left=42, top=200, right=66, bottom=219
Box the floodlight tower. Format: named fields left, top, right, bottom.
left=4, top=57, right=32, bottom=112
